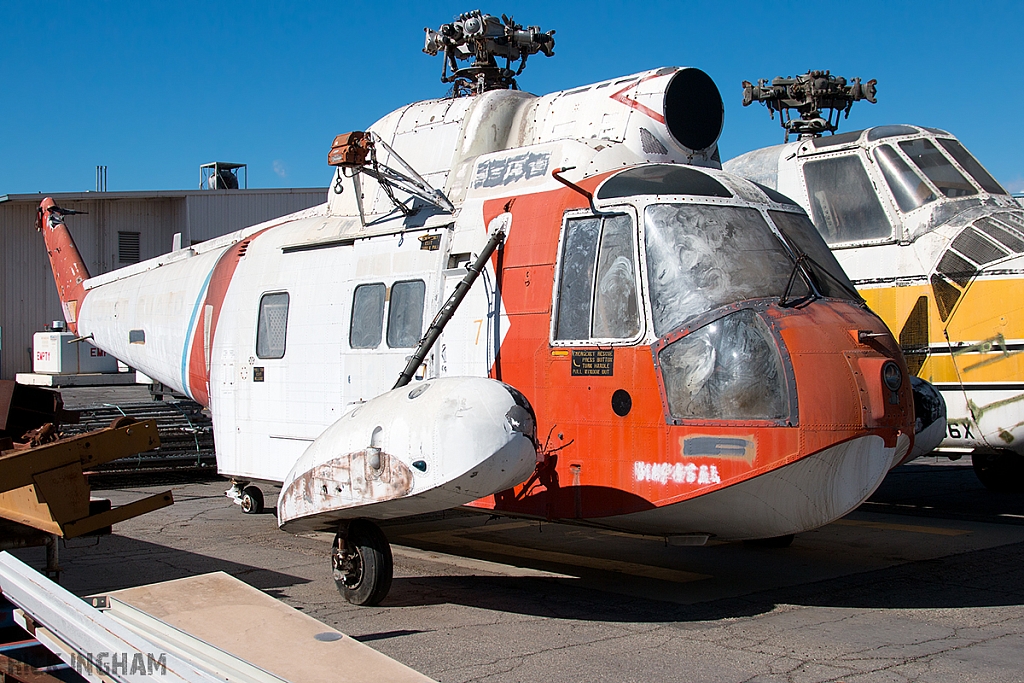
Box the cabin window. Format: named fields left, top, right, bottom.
left=866, top=125, right=919, bottom=141
left=810, top=130, right=863, bottom=148
left=350, top=283, right=385, bottom=349
left=256, top=292, right=289, bottom=359
left=802, top=155, right=893, bottom=244
left=898, top=139, right=977, bottom=198
left=597, top=165, right=731, bottom=200
left=873, top=144, right=936, bottom=213
left=387, top=280, right=425, bottom=348
left=555, top=214, right=639, bottom=341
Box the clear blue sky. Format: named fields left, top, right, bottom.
left=3, top=1, right=1021, bottom=195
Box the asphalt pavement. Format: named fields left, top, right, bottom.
left=9, top=455, right=1024, bottom=683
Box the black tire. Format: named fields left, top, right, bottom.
left=972, top=451, right=1024, bottom=493
left=743, top=534, right=795, bottom=549
left=240, top=486, right=264, bottom=514
left=332, top=520, right=393, bottom=606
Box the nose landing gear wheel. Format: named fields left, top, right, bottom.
left=240, top=486, right=265, bottom=514
left=332, top=520, right=393, bottom=606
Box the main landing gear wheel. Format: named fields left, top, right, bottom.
left=332, top=520, right=393, bottom=606
left=972, top=451, right=1024, bottom=493
left=743, top=534, right=795, bottom=548
left=240, top=486, right=265, bottom=514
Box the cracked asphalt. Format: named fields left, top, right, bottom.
left=9, top=456, right=1024, bottom=683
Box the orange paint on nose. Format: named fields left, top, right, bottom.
left=464, top=181, right=914, bottom=523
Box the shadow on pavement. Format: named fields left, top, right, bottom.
left=8, top=533, right=309, bottom=599
left=380, top=539, right=1024, bottom=622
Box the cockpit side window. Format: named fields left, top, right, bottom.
left=802, top=155, right=893, bottom=244
left=555, top=217, right=600, bottom=340
left=592, top=214, right=640, bottom=339
left=899, top=139, right=977, bottom=198
left=873, top=144, right=936, bottom=213
left=937, top=139, right=1007, bottom=195
left=768, top=211, right=859, bottom=301
left=555, top=214, right=640, bottom=341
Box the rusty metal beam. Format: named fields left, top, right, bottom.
left=0, top=421, right=160, bottom=495
left=0, top=487, right=62, bottom=536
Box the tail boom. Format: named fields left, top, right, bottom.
left=37, top=198, right=90, bottom=334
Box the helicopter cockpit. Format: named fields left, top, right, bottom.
left=555, top=164, right=865, bottom=424
left=795, top=126, right=1016, bottom=247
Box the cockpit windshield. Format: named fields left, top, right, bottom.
left=874, top=144, right=936, bottom=212
left=644, top=205, right=839, bottom=337
left=646, top=205, right=798, bottom=336
left=937, top=138, right=1007, bottom=195
left=899, top=139, right=977, bottom=198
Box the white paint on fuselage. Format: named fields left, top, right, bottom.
left=611, top=434, right=906, bottom=540
left=76, top=207, right=511, bottom=484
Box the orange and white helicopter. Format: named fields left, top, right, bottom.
left=37, top=13, right=916, bottom=605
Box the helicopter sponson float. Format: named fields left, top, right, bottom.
left=37, top=12, right=915, bottom=605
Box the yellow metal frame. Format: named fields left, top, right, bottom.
left=0, top=421, right=173, bottom=539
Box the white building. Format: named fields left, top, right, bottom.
left=0, top=187, right=325, bottom=379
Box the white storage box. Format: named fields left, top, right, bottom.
left=33, top=332, right=118, bottom=374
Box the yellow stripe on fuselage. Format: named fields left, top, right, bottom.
left=857, top=276, right=1024, bottom=384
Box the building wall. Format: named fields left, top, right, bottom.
left=0, top=189, right=325, bottom=379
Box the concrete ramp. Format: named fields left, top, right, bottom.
left=100, top=572, right=435, bottom=683
left=0, top=552, right=433, bottom=683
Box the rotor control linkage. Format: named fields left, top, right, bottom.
left=328, top=130, right=455, bottom=222
left=742, top=70, right=877, bottom=141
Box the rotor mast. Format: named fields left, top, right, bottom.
left=742, top=70, right=877, bottom=142
left=423, top=10, right=555, bottom=97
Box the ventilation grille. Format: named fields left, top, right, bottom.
left=639, top=127, right=668, bottom=155
left=930, top=274, right=961, bottom=322
left=898, top=296, right=929, bottom=375
left=929, top=209, right=1024, bottom=322
left=118, top=231, right=141, bottom=264
left=936, top=251, right=975, bottom=288
left=950, top=227, right=1008, bottom=266
left=976, top=217, right=1024, bottom=253
left=995, top=209, right=1024, bottom=233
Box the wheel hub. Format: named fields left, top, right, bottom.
left=331, top=541, right=363, bottom=588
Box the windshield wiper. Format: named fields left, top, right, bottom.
left=800, top=252, right=864, bottom=302
left=779, top=254, right=817, bottom=308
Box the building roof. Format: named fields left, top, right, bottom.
left=0, top=188, right=326, bottom=204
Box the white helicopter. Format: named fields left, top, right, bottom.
left=726, top=70, right=1024, bottom=490
left=37, top=14, right=917, bottom=605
